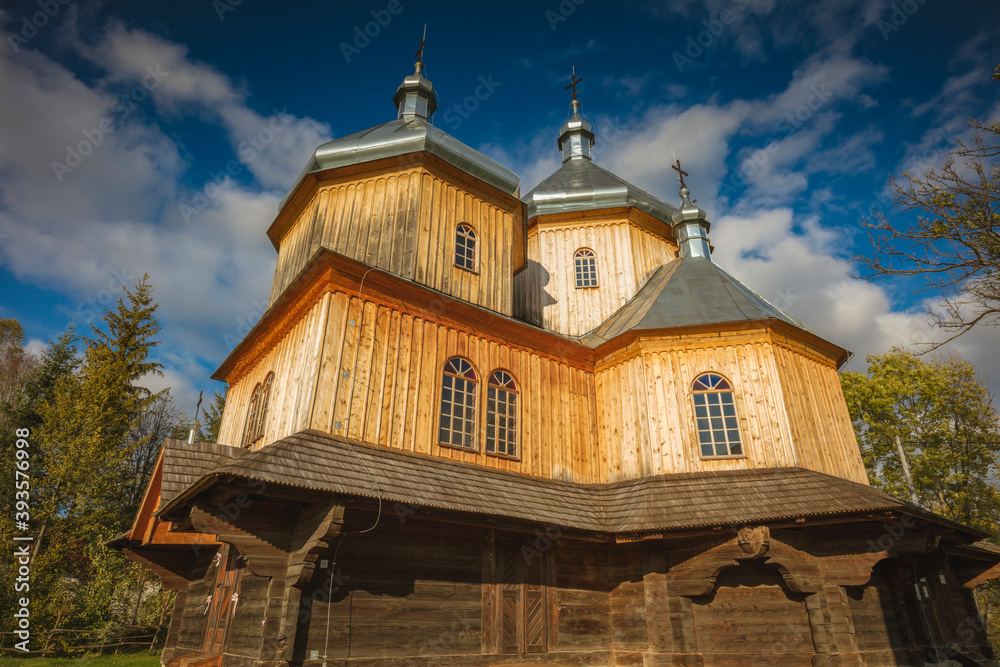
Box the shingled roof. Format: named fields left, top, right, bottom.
left=580, top=257, right=813, bottom=347
left=156, top=430, right=976, bottom=537
left=160, top=438, right=243, bottom=509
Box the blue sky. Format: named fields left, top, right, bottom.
left=1, top=0, right=998, bottom=414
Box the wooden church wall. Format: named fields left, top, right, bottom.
left=592, top=331, right=871, bottom=484
left=216, top=294, right=332, bottom=450
left=219, top=287, right=604, bottom=482
left=594, top=333, right=799, bottom=480
left=550, top=541, right=613, bottom=653
left=515, top=216, right=675, bottom=336
left=310, top=291, right=603, bottom=482
left=688, top=560, right=814, bottom=659
left=772, top=342, right=869, bottom=484
left=268, top=165, right=519, bottom=317
left=297, top=515, right=484, bottom=661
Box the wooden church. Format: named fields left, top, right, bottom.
left=113, top=58, right=1000, bottom=667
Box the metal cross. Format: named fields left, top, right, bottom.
left=415, top=24, right=427, bottom=63
left=672, top=158, right=688, bottom=190
left=565, top=66, right=583, bottom=100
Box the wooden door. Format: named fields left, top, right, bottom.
left=203, top=545, right=243, bottom=654
left=498, top=539, right=546, bottom=654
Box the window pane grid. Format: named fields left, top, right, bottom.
left=455, top=224, right=477, bottom=271
left=440, top=360, right=478, bottom=449
left=242, top=383, right=261, bottom=447
left=692, top=373, right=742, bottom=458
left=574, top=249, right=598, bottom=288
left=486, top=381, right=518, bottom=457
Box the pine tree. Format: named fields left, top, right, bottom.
left=202, top=388, right=227, bottom=442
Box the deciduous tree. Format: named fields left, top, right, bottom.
left=841, top=349, right=1000, bottom=533
left=856, top=66, right=1000, bottom=349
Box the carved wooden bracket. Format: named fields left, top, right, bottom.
left=737, top=525, right=770, bottom=559
left=286, top=501, right=346, bottom=588
left=190, top=503, right=289, bottom=578
left=669, top=527, right=821, bottom=597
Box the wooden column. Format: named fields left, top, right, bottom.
left=642, top=542, right=704, bottom=666
left=189, top=498, right=345, bottom=666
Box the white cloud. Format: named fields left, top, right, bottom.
left=0, top=21, right=332, bottom=412
left=80, top=22, right=332, bottom=190
left=24, top=339, right=46, bottom=358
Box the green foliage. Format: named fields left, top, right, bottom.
left=841, top=349, right=1000, bottom=533
left=202, top=388, right=227, bottom=442
left=0, top=277, right=183, bottom=653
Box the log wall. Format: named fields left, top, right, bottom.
left=268, top=163, right=520, bottom=317
left=297, top=514, right=484, bottom=662
left=514, top=215, right=676, bottom=335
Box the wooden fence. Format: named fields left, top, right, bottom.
left=0, top=624, right=167, bottom=657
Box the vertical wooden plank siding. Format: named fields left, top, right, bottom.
left=222, top=291, right=866, bottom=485
left=516, top=219, right=675, bottom=336
left=225, top=290, right=601, bottom=482
left=216, top=297, right=331, bottom=451
left=594, top=339, right=799, bottom=481
left=267, top=166, right=516, bottom=317
left=773, top=344, right=868, bottom=484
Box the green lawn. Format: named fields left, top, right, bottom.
left=0, top=655, right=160, bottom=667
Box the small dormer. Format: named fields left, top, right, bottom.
left=514, top=91, right=678, bottom=336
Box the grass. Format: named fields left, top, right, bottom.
left=0, top=655, right=161, bottom=667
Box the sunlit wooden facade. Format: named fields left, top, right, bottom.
left=117, top=63, right=1000, bottom=667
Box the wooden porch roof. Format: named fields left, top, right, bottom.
left=154, top=431, right=984, bottom=540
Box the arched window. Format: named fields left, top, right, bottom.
left=574, top=248, right=598, bottom=288
left=241, top=382, right=261, bottom=447
left=455, top=223, right=478, bottom=271
left=256, top=371, right=274, bottom=442
left=486, top=370, right=518, bottom=458
left=241, top=371, right=274, bottom=448
left=439, top=357, right=478, bottom=449
left=692, top=373, right=743, bottom=458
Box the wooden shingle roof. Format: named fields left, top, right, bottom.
left=160, top=439, right=243, bottom=509
left=157, top=430, right=979, bottom=537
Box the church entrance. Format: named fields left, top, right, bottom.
left=202, top=544, right=244, bottom=655
left=497, top=538, right=547, bottom=654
